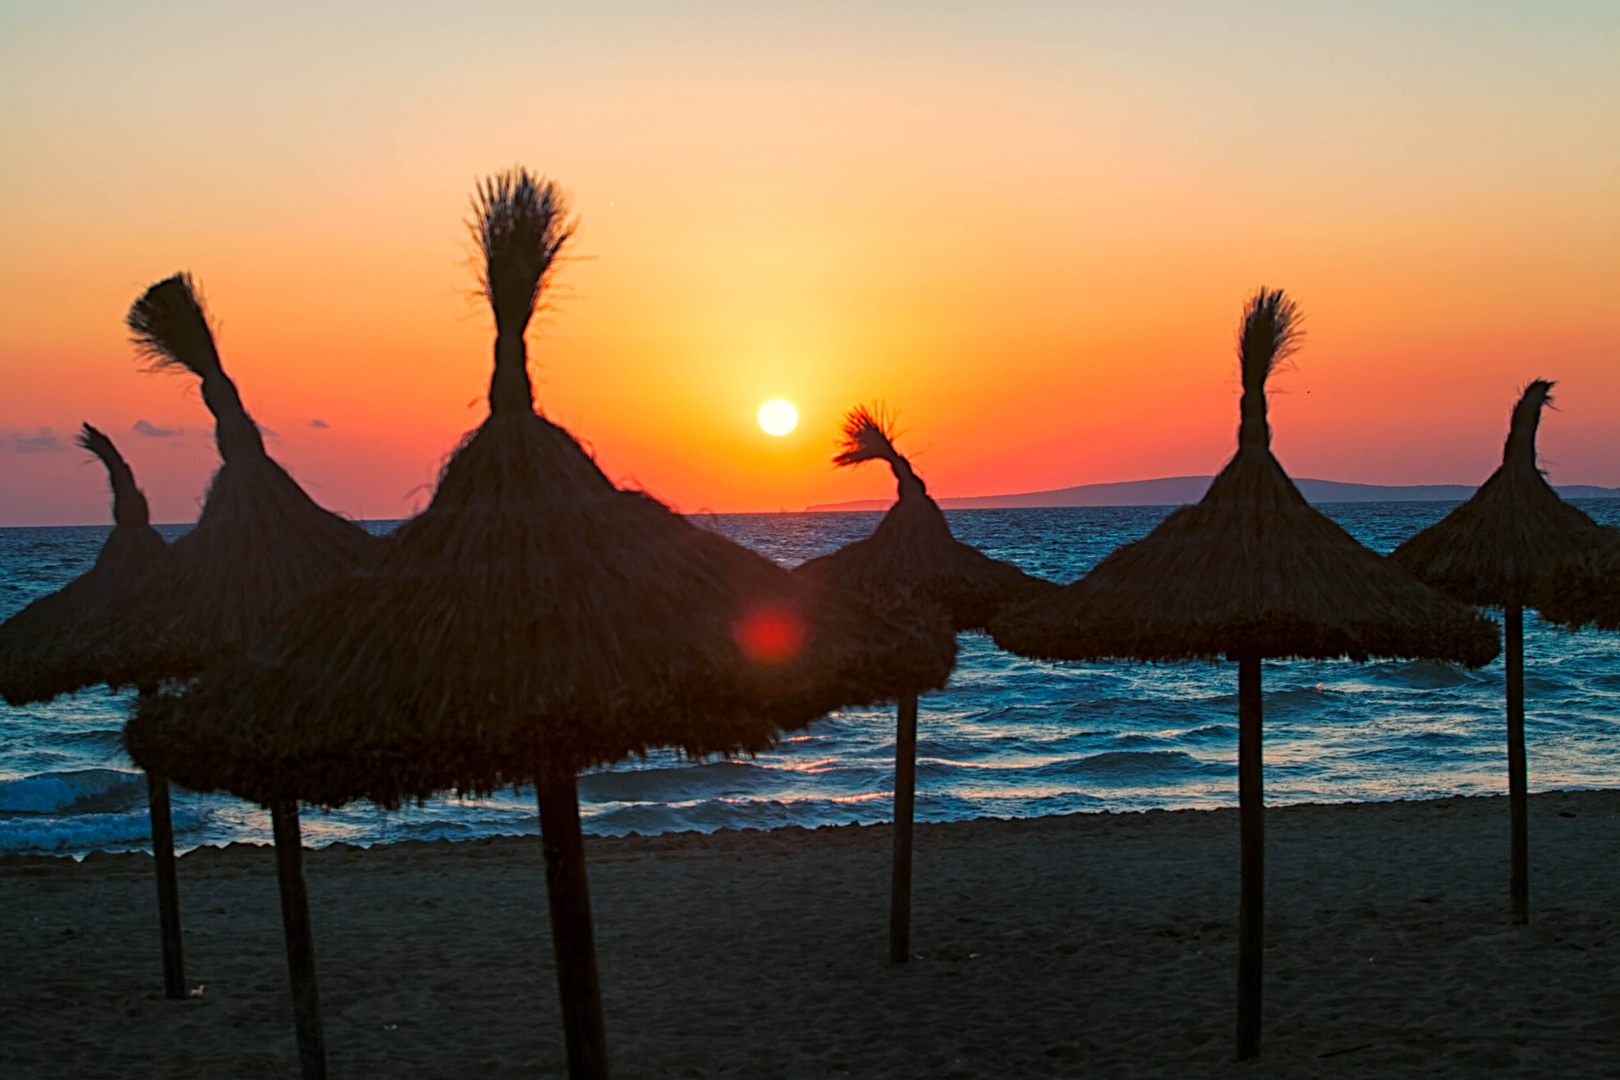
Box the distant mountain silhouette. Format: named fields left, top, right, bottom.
left=805, top=476, right=1620, bottom=512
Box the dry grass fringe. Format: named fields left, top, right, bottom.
left=1539, top=530, right=1620, bottom=630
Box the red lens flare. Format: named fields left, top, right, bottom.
left=732, top=604, right=808, bottom=666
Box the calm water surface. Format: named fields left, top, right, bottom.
left=3, top=502, right=1619, bottom=855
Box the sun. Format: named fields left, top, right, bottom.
left=758, top=399, right=798, bottom=436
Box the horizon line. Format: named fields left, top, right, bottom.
left=9, top=473, right=1620, bottom=528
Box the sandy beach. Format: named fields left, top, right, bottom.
left=4, top=789, right=1617, bottom=1079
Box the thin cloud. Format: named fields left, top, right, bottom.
left=133, top=419, right=181, bottom=438
left=5, top=427, right=69, bottom=453
left=308, top=418, right=329, bottom=429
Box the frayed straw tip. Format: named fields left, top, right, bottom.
left=1519, top=379, right=1555, bottom=407
left=470, top=168, right=576, bottom=318
left=1508, top=380, right=1556, bottom=443
left=127, top=273, right=218, bottom=375
left=76, top=421, right=110, bottom=452
left=833, top=403, right=899, bottom=467
left=1237, top=288, right=1304, bottom=382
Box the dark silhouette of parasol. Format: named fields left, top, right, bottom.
left=126, top=169, right=954, bottom=1080
left=1392, top=380, right=1609, bottom=925
left=114, top=273, right=380, bottom=1079
left=795, top=404, right=1052, bottom=963
left=0, top=425, right=188, bottom=998
left=991, top=288, right=1499, bottom=1060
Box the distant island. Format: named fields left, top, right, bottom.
left=805, top=475, right=1620, bottom=512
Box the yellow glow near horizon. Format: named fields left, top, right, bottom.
left=758, top=400, right=798, bottom=436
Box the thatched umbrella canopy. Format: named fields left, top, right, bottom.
left=991, top=288, right=1499, bottom=1061
left=1391, top=382, right=1607, bottom=605
left=0, top=425, right=189, bottom=998
left=0, top=425, right=170, bottom=707
left=796, top=405, right=1053, bottom=963
left=797, top=405, right=1053, bottom=632
left=1392, top=380, right=1609, bottom=926
left=127, top=169, right=953, bottom=1080
left=103, top=274, right=379, bottom=686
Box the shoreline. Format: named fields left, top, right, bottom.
left=3, top=782, right=1613, bottom=862
left=5, top=790, right=1618, bottom=1077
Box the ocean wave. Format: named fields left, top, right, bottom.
left=922, top=732, right=1115, bottom=761
left=1039, top=750, right=1223, bottom=779
left=1265, top=685, right=1339, bottom=709
left=585, top=794, right=889, bottom=836
left=1399, top=730, right=1472, bottom=747
left=578, top=760, right=788, bottom=803
left=0, top=768, right=145, bottom=814
left=37, top=728, right=126, bottom=750
left=0, top=807, right=207, bottom=854
left=1354, top=661, right=1483, bottom=689
left=1106, top=733, right=1176, bottom=749
left=1058, top=697, right=1193, bottom=725
left=1340, top=743, right=1484, bottom=765
left=1178, top=724, right=1236, bottom=741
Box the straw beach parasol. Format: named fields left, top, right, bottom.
left=795, top=405, right=1052, bottom=963
left=127, top=169, right=954, bottom=1080
left=0, top=426, right=190, bottom=999
left=114, top=273, right=380, bottom=1079
left=990, top=289, right=1499, bottom=1060
left=1391, top=381, right=1609, bottom=925
left=0, top=426, right=170, bottom=708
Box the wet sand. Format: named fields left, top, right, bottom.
left=3, top=789, right=1618, bottom=1078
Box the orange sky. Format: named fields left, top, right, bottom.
left=2, top=1, right=1616, bottom=525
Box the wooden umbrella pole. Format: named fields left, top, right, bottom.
left=271, top=801, right=328, bottom=1080
left=144, top=769, right=186, bottom=999
left=1505, top=602, right=1529, bottom=925
left=537, top=770, right=610, bottom=1080
left=1235, top=651, right=1265, bottom=1061
left=889, top=691, right=920, bottom=965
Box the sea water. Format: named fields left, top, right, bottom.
left=3, top=503, right=1619, bottom=856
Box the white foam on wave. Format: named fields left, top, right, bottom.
left=0, top=807, right=207, bottom=854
